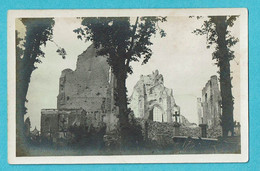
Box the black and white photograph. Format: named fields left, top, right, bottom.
left=8, top=9, right=248, bottom=164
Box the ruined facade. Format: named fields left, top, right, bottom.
left=41, top=44, right=118, bottom=141
left=197, top=75, right=222, bottom=129
left=57, top=44, right=114, bottom=112
left=129, top=70, right=180, bottom=123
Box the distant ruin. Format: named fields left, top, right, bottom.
left=41, top=44, right=118, bottom=142
left=197, top=75, right=222, bottom=129
left=129, top=70, right=192, bottom=125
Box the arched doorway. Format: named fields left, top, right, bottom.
left=148, top=105, right=163, bottom=122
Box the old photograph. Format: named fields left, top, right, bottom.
left=8, top=9, right=248, bottom=164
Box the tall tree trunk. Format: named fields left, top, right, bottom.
left=117, top=76, right=128, bottom=125
left=115, top=66, right=130, bottom=148
left=214, top=16, right=234, bottom=137
left=16, top=34, right=37, bottom=138
left=16, top=47, right=34, bottom=154
left=16, top=65, right=32, bottom=155
left=219, top=60, right=234, bottom=137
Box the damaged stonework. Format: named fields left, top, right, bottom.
left=56, top=44, right=118, bottom=131
left=129, top=70, right=181, bottom=123
left=134, top=118, right=220, bottom=147
left=41, top=108, right=87, bottom=142
left=41, top=44, right=119, bottom=142
left=57, top=44, right=112, bottom=112
left=197, top=75, right=222, bottom=129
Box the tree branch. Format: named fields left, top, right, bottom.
left=125, top=17, right=139, bottom=68
left=226, top=16, right=238, bottom=27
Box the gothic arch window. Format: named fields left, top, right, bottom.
left=152, top=106, right=163, bottom=122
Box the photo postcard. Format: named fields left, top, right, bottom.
left=8, top=8, right=248, bottom=164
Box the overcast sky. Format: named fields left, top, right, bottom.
left=16, top=16, right=240, bottom=130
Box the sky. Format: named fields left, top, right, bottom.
left=16, top=16, right=240, bottom=130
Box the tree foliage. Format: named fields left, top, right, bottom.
left=192, top=16, right=239, bottom=136
left=16, top=18, right=67, bottom=116
left=74, top=17, right=167, bottom=76
left=16, top=18, right=66, bottom=150
left=17, top=18, right=55, bottom=114
left=193, top=16, right=239, bottom=65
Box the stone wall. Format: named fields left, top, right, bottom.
left=197, top=75, right=222, bottom=129
left=134, top=119, right=193, bottom=145
left=84, top=110, right=118, bottom=131
left=41, top=107, right=119, bottom=142
left=134, top=118, right=222, bottom=146
left=145, top=121, right=178, bottom=145
left=57, top=44, right=113, bottom=112
left=41, top=109, right=87, bottom=142
left=179, top=126, right=201, bottom=137
left=207, top=126, right=222, bottom=138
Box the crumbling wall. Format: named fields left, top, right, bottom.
left=133, top=118, right=221, bottom=147
left=57, top=44, right=112, bottom=112
left=134, top=119, right=195, bottom=145
left=198, top=75, right=222, bottom=129
left=145, top=121, right=176, bottom=145
left=129, top=70, right=180, bottom=123
left=42, top=44, right=118, bottom=141
left=41, top=109, right=87, bottom=141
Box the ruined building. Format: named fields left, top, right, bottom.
left=57, top=44, right=114, bottom=112
left=41, top=108, right=87, bottom=141
left=41, top=44, right=117, bottom=142
left=197, top=75, right=222, bottom=129
left=129, top=70, right=181, bottom=123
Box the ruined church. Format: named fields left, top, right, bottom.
left=40, top=45, right=190, bottom=142
left=129, top=70, right=181, bottom=123
left=41, top=44, right=118, bottom=141
left=197, top=75, right=222, bottom=129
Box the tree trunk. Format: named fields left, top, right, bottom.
left=115, top=67, right=131, bottom=148
left=117, top=76, right=128, bottom=125
left=16, top=32, right=38, bottom=140
left=219, top=60, right=234, bottom=137
left=214, top=16, right=234, bottom=137
left=16, top=71, right=30, bottom=156
left=16, top=54, right=34, bottom=154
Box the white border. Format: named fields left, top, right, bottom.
left=8, top=8, right=248, bottom=164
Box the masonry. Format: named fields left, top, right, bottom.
left=197, top=75, right=222, bottom=128
left=134, top=118, right=221, bottom=146
left=197, top=75, right=222, bottom=138
left=129, top=70, right=181, bottom=123
left=41, top=44, right=118, bottom=141
left=41, top=108, right=87, bottom=142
